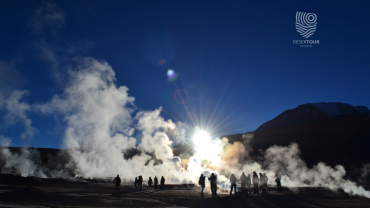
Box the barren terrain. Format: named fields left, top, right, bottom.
left=1, top=174, right=369, bottom=208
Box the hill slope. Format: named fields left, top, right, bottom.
left=225, top=102, right=370, bottom=173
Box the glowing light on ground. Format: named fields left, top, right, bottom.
left=192, top=130, right=223, bottom=165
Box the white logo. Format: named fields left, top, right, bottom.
left=295, top=12, right=317, bottom=39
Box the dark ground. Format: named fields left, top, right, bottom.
left=0, top=174, right=369, bottom=208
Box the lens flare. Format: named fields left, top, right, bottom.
left=192, top=130, right=222, bottom=165
left=167, top=69, right=178, bottom=82
left=174, top=89, right=189, bottom=104
left=158, top=59, right=166, bottom=65
left=167, top=69, right=175, bottom=78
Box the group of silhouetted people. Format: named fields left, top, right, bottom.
left=113, top=174, right=166, bottom=193
left=230, top=172, right=268, bottom=195
left=114, top=172, right=282, bottom=194
left=197, top=171, right=283, bottom=196
left=235, top=171, right=282, bottom=195
left=133, top=175, right=165, bottom=191
left=251, top=171, right=269, bottom=194
left=198, top=173, right=218, bottom=196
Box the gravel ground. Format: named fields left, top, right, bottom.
left=0, top=175, right=369, bottom=208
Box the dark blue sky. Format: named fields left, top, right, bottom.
left=0, top=0, right=369, bottom=148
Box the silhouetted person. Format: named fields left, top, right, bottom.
left=199, top=174, right=206, bottom=196
left=208, top=173, right=217, bottom=195
left=154, top=176, right=158, bottom=189
left=263, top=173, right=269, bottom=193
left=275, top=173, right=282, bottom=193
left=240, top=172, right=247, bottom=194
left=138, top=175, right=143, bottom=190
left=134, top=177, right=138, bottom=189
left=113, top=174, right=121, bottom=193
left=253, top=172, right=259, bottom=194
left=259, top=173, right=264, bottom=193
left=246, top=174, right=252, bottom=194
left=148, top=177, right=153, bottom=189
left=230, top=174, right=237, bottom=195
left=160, top=176, right=165, bottom=190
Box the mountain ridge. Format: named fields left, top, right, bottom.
left=222, top=102, right=370, bottom=179
left=257, top=102, right=370, bottom=131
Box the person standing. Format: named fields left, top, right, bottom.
left=160, top=176, right=165, bottom=190
left=240, top=172, right=247, bottom=194
left=230, top=174, right=237, bottom=195
left=138, top=175, right=143, bottom=191
left=134, top=177, right=138, bottom=189
left=199, top=174, right=206, bottom=196
left=275, top=173, right=282, bottom=193
left=113, top=174, right=121, bottom=193
left=154, top=176, right=158, bottom=189
left=208, top=173, right=218, bottom=195
left=148, top=177, right=153, bottom=189
left=263, top=173, right=269, bottom=193
left=259, top=173, right=264, bottom=193
left=246, top=174, right=252, bottom=194
left=253, top=172, right=259, bottom=194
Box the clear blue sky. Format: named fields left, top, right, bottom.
left=0, top=0, right=369, bottom=148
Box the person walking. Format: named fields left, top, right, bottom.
left=160, top=176, right=165, bottom=190
left=148, top=177, right=153, bottom=189
left=138, top=175, right=143, bottom=191
left=275, top=173, right=282, bottom=193
left=208, top=173, right=218, bottom=195
left=154, top=176, right=158, bottom=189
left=199, top=174, right=206, bottom=196
left=240, top=172, right=247, bottom=194
left=230, top=174, right=237, bottom=195
left=113, top=174, right=121, bottom=193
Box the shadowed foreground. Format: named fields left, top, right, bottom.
left=0, top=174, right=369, bottom=208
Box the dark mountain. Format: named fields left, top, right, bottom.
left=224, top=102, right=370, bottom=174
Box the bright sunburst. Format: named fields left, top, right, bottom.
left=192, top=130, right=223, bottom=165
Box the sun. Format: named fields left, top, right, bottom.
left=192, top=131, right=211, bottom=147
left=192, top=130, right=223, bottom=165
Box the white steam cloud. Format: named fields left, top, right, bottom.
left=262, top=143, right=370, bottom=197
left=0, top=148, right=47, bottom=178
left=37, top=57, right=191, bottom=183
left=0, top=61, right=37, bottom=143
left=0, top=135, right=11, bottom=148
left=28, top=2, right=65, bottom=35
left=4, top=90, right=37, bottom=142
